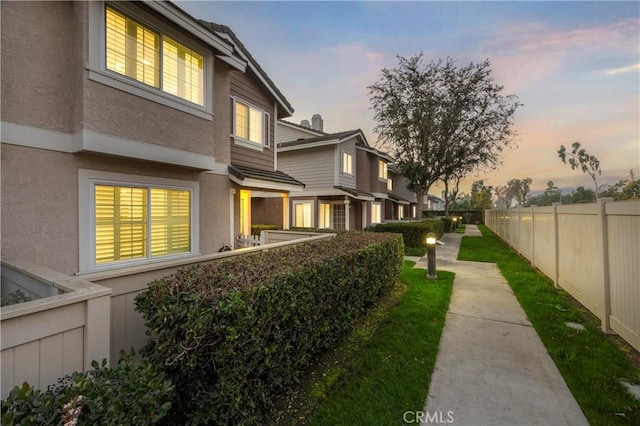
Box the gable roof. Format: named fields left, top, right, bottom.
left=356, top=142, right=394, bottom=163
left=197, top=20, right=294, bottom=117
left=278, top=129, right=365, bottom=151
left=278, top=120, right=327, bottom=136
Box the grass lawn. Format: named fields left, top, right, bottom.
left=459, top=225, right=640, bottom=425
left=299, top=262, right=453, bottom=425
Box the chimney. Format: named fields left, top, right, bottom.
left=300, top=119, right=311, bottom=128
left=311, top=114, right=323, bottom=132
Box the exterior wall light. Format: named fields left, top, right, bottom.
left=426, top=232, right=437, bottom=280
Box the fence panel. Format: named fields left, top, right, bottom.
left=485, top=200, right=639, bottom=352
left=606, top=201, right=640, bottom=350
left=532, top=208, right=555, bottom=280
left=556, top=204, right=604, bottom=320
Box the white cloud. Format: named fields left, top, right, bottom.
left=606, top=63, right=640, bottom=76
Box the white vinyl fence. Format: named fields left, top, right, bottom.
left=485, top=199, right=640, bottom=352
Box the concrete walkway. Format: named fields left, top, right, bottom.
left=416, top=225, right=588, bottom=426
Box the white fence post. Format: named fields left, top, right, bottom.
left=531, top=205, right=536, bottom=269
left=552, top=202, right=561, bottom=289
left=598, top=197, right=613, bottom=334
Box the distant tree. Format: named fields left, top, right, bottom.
left=534, top=180, right=562, bottom=206
left=450, top=192, right=472, bottom=211
left=508, top=178, right=532, bottom=207
left=369, top=53, right=521, bottom=216
left=565, top=186, right=596, bottom=204
left=558, top=142, right=602, bottom=198
left=470, top=180, right=493, bottom=209
left=599, top=169, right=640, bottom=200
left=494, top=185, right=515, bottom=209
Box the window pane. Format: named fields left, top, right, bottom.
left=150, top=188, right=191, bottom=256
left=295, top=203, right=312, bottom=227
left=106, top=7, right=159, bottom=88
left=235, top=102, right=249, bottom=140
left=249, top=107, right=263, bottom=143
left=342, top=153, right=352, bottom=174
left=95, top=185, right=148, bottom=264
left=162, top=37, right=204, bottom=106
left=319, top=203, right=330, bottom=228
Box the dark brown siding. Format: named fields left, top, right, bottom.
left=230, top=70, right=275, bottom=170
left=356, top=150, right=372, bottom=192
left=251, top=197, right=282, bottom=226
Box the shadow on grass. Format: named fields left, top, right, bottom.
left=306, top=262, right=453, bottom=426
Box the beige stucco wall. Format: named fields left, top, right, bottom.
left=1, top=1, right=218, bottom=157
left=1, top=145, right=231, bottom=275
left=1, top=1, right=78, bottom=132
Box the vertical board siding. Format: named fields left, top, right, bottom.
left=557, top=212, right=604, bottom=316
left=607, top=213, right=640, bottom=349
left=519, top=212, right=533, bottom=259
left=532, top=211, right=555, bottom=279
left=485, top=200, right=640, bottom=352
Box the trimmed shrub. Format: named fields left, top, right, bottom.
left=441, top=217, right=453, bottom=233
left=135, top=232, right=403, bottom=425
left=0, top=351, right=174, bottom=426
left=368, top=220, right=444, bottom=248
left=250, top=224, right=282, bottom=236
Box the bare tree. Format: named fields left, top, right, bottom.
left=369, top=53, right=521, bottom=216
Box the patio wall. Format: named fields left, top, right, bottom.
left=1, top=260, right=112, bottom=398
left=1, top=232, right=335, bottom=398
left=485, top=199, right=640, bottom=352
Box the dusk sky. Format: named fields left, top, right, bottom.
left=178, top=1, right=639, bottom=195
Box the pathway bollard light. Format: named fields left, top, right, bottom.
left=426, top=232, right=437, bottom=280
left=452, top=217, right=458, bottom=231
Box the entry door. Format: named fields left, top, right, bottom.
left=333, top=204, right=346, bottom=230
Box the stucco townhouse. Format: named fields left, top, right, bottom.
left=1, top=0, right=304, bottom=278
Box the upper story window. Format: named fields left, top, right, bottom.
left=232, top=97, right=270, bottom=149
left=387, top=178, right=393, bottom=191
left=342, top=152, right=353, bottom=175
left=106, top=6, right=204, bottom=106
left=378, top=160, right=388, bottom=180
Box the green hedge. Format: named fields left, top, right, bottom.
left=1, top=351, right=173, bottom=426
left=135, top=232, right=404, bottom=425
left=250, top=224, right=282, bottom=236
left=368, top=220, right=443, bottom=248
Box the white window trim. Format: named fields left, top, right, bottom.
left=341, top=151, right=353, bottom=175
left=78, top=169, right=200, bottom=273
left=231, top=96, right=271, bottom=151
left=88, top=1, right=213, bottom=120
left=292, top=200, right=315, bottom=228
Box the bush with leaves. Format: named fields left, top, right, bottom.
left=1, top=350, right=174, bottom=426
left=135, top=231, right=404, bottom=425
left=368, top=220, right=444, bottom=248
